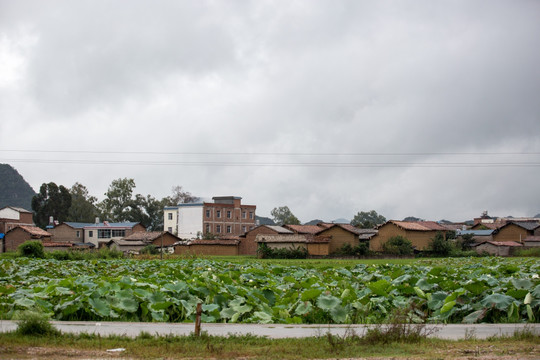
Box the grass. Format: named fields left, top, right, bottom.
left=0, top=330, right=538, bottom=359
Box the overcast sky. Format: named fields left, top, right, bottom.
left=1, top=1, right=539, bottom=223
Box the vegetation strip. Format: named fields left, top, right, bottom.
left=1, top=257, right=538, bottom=324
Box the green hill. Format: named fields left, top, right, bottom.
left=0, top=164, right=36, bottom=210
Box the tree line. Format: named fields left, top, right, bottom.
left=31, top=179, right=197, bottom=230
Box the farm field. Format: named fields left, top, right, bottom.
left=0, top=257, right=538, bottom=324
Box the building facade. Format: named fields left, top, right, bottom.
left=0, top=206, right=34, bottom=234
left=164, top=196, right=256, bottom=239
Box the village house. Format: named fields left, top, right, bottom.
left=47, top=220, right=146, bottom=248
left=370, top=220, right=448, bottom=252
left=2, top=225, right=52, bottom=252
left=472, top=240, right=523, bottom=256
left=107, top=231, right=181, bottom=254
left=0, top=206, right=34, bottom=235
left=164, top=196, right=256, bottom=239
left=174, top=239, right=240, bottom=256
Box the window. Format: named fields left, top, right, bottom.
left=216, top=225, right=221, bottom=233
left=226, top=225, right=231, bottom=233
left=242, top=226, right=246, bottom=233
left=89, top=231, right=93, bottom=238
left=216, top=210, right=221, bottom=218
left=168, top=213, right=173, bottom=220
left=205, top=224, right=210, bottom=233
left=227, top=210, right=231, bottom=218
left=98, top=229, right=111, bottom=239
left=168, top=227, right=173, bottom=233
left=249, top=212, right=254, bottom=219
left=76, top=230, right=80, bottom=238
left=206, top=209, right=210, bottom=218
left=112, top=229, right=126, bottom=237
left=242, top=211, right=246, bottom=219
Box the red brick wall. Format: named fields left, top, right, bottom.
left=202, top=203, right=256, bottom=237
left=150, top=233, right=178, bottom=247
left=46, top=224, right=82, bottom=243
left=3, top=228, right=51, bottom=252
left=240, top=226, right=279, bottom=255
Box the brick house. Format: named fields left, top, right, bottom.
left=241, top=225, right=295, bottom=255
left=370, top=220, right=448, bottom=252
left=107, top=231, right=181, bottom=253
left=472, top=241, right=522, bottom=256
left=316, top=223, right=374, bottom=253
left=2, top=225, right=52, bottom=252
left=174, top=239, right=240, bottom=256
left=164, top=196, right=256, bottom=239
left=47, top=221, right=146, bottom=248
left=491, top=221, right=540, bottom=243
left=255, top=233, right=330, bottom=256
left=0, top=206, right=34, bottom=235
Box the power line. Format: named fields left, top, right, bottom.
left=2, top=158, right=539, bottom=168
left=1, top=149, right=539, bottom=156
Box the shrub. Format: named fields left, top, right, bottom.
left=15, top=311, right=61, bottom=337
left=382, top=236, right=413, bottom=255
left=429, top=232, right=453, bottom=256
left=18, top=241, right=45, bottom=258
left=333, top=242, right=370, bottom=257
left=515, top=248, right=540, bottom=257
left=257, top=243, right=308, bottom=259
left=140, top=244, right=159, bottom=255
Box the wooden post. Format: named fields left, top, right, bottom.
left=194, top=303, right=202, bottom=336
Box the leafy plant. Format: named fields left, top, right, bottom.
left=15, top=311, right=61, bottom=337
left=18, top=241, right=45, bottom=259
left=382, top=236, right=413, bottom=255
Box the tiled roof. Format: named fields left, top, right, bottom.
left=457, top=230, right=494, bottom=236
left=388, top=221, right=448, bottom=232
left=475, top=241, right=523, bottom=247
left=42, top=242, right=73, bottom=247
left=524, top=236, right=540, bottom=242
left=17, top=225, right=52, bottom=237
left=284, top=224, right=324, bottom=235
left=122, top=231, right=178, bottom=242
left=108, top=239, right=147, bottom=246
left=84, top=222, right=141, bottom=229
left=508, top=221, right=540, bottom=231
left=189, top=239, right=239, bottom=246
left=265, top=225, right=294, bottom=234
left=64, top=222, right=95, bottom=228
left=255, top=234, right=330, bottom=244
left=218, top=235, right=241, bottom=241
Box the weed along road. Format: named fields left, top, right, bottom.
left=0, top=321, right=538, bottom=340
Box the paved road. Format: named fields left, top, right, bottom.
left=0, top=320, right=538, bottom=340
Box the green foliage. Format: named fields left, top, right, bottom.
left=0, top=257, right=538, bottom=324
left=31, top=182, right=72, bottom=228
left=351, top=210, right=386, bottom=229
left=382, top=236, right=413, bottom=255
left=18, top=241, right=45, bottom=258
left=515, top=248, right=540, bottom=257
left=47, top=248, right=124, bottom=260
left=0, top=164, right=36, bottom=210
left=257, top=243, right=308, bottom=259
left=140, top=245, right=159, bottom=255
left=271, top=206, right=301, bottom=226
left=14, top=311, right=60, bottom=337
left=457, top=233, right=476, bottom=250
left=66, top=182, right=98, bottom=222
left=429, top=232, right=453, bottom=256
left=333, top=243, right=369, bottom=257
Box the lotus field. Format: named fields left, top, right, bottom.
left=0, top=257, right=538, bottom=324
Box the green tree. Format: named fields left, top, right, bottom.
left=429, top=232, right=452, bottom=256
left=67, top=182, right=98, bottom=222
left=31, top=182, right=72, bottom=228
left=98, top=178, right=136, bottom=222
left=351, top=210, right=386, bottom=229
left=163, top=185, right=199, bottom=205
left=271, top=206, right=300, bottom=226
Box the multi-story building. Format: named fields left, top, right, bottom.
left=0, top=206, right=34, bottom=235
left=164, top=196, right=256, bottom=239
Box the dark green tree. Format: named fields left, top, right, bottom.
left=162, top=185, right=199, bottom=205
left=98, top=178, right=136, bottom=222
left=67, top=182, right=98, bottom=222
left=351, top=210, right=386, bottom=229
left=382, top=235, right=413, bottom=255
left=31, top=182, right=72, bottom=228
left=429, top=232, right=452, bottom=256
left=271, top=206, right=301, bottom=226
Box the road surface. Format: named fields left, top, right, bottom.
left=1, top=320, right=538, bottom=340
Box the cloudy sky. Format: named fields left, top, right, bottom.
left=1, top=1, right=539, bottom=223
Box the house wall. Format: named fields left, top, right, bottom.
left=523, top=240, right=540, bottom=247
left=264, top=242, right=308, bottom=250
left=163, top=208, right=178, bottom=234
left=84, top=224, right=146, bottom=247
left=475, top=243, right=511, bottom=256
left=241, top=227, right=280, bottom=255
left=3, top=228, right=51, bottom=252
left=109, top=244, right=145, bottom=253
left=174, top=244, right=238, bottom=256
left=319, top=227, right=357, bottom=253
left=178, top=205, right=203, bottom=239
left=494, top=224, right=530, bottom=243
left=202, top=203, right=256, bottom=236
left=0, top=209, right=34, bottom=234
left=149, top=233, right=179, bottom=247
left=370, top=223, right=437, bottom=251
left=46, top=224, right=82, bottom=243
left=307, top=243, right=329, bottom=256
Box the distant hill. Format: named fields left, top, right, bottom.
left=535, top=213, right=540, bottom=218
left=256, top=215, right=275, bottom=226
left=403, top=216, right=423, bottom=222
left=304, top=219, right=324, bottom=225
left=0, top=164, right=36, bottom=210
